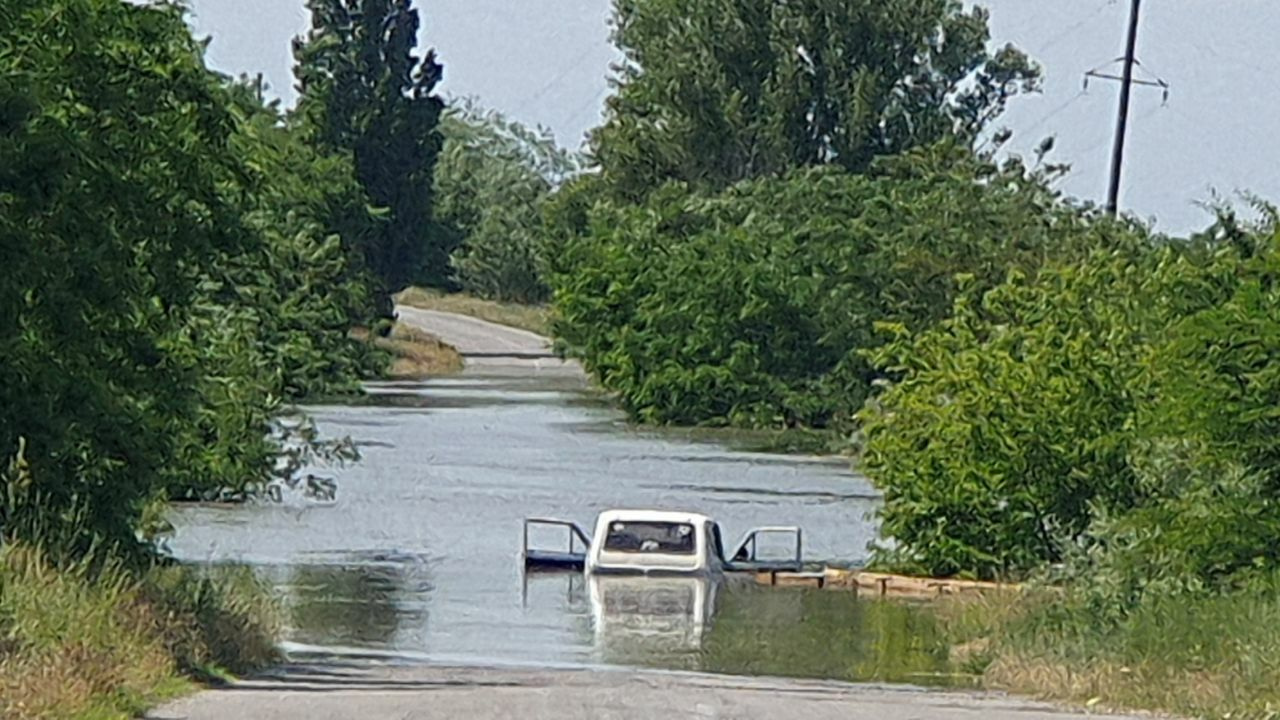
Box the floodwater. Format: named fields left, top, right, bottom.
left=168, top=372, right=957, bottom=684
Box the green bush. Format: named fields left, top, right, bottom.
left=551, top=146, right=1106, bottom=429
left=0, top=0, right=380, bottom=553
left=1068, top=226, right=1280, bottom=598
left=858, top=241, right=1233, bottom=579
left=1144, top=228, right=1280, bottom=487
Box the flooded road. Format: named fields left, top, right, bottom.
left=168, top=371, right=909, bottom=675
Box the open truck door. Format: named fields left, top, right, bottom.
left=726, top=525, right=828, bottom=587
left=727, top=526, right=803, bottom=572
left=522, top=517, right=591, bottom=572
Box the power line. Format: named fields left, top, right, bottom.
left=511, top=44, right=603, bottom=116
left=1017, top=90, right=1088, bottom=141
left=558, top=85, right=612, bottom=149
left=1076, top=101, right=1164, bottom=162
left=1164, top=104, right=1276, bottom=175
left=1144, top=10, right=1273, bottom=80
left=1037, top=0, right=1118, bottom=54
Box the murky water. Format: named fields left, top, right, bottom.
left=168, top=372, right=955, bottom=683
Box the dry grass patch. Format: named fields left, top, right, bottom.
left=352, top=324, right=463, bottom=379
left=983, top=655, right=1247, bottom=716
left=396, top=287, right=553, bottom=336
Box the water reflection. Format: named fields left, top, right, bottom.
left=699, top=587, right=962, bottom=687
left=556, top=573, right=959, bottom=685
left=588, top=575, right=717, bottom=669
left=260, top=558, right=433, bottom=654
left=234, top=554, right=962, bottom=687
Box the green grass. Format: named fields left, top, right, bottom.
left=396, top=287, right=553, bottom=336
left=0, top=545, right=279, bottom=720
left=936, top=587, right=1280, bottom=719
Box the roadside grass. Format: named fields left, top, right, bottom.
left=352, top=324, right=463, bottom=379
left=395, top=287, right=553, bottom=336
left=936, top=587, right=1280, bottom=718
left=0, top=544, right=279, bottom=720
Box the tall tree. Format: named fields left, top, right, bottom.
left=435, top=101, right=580, bottom=304
left=1, top=0, right=379, bottom=556
left=293, top=0, right=449, bottom=299
left=1, top=0, right=249, bottom=554
left=593, top=0, right=1040, bottom=199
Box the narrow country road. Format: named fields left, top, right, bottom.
left=152, top=309, right=1147, bottom=720
left=394, top=305, right=582, bottom=375
left=149, top=664, right=1145, bottom=720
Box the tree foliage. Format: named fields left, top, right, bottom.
left=858, top=217, right=1280, bottom=581
left=858, top=242, right=1197, bottom=578
left=435, top=102, right=579, bottom=303
left=293, top=0, right=449, bottom=297
left=551, top=145, right=1096, bottom=429
left=0, top=0, right=377, bottom=559
left=593, top=0, right=1040, bottom=199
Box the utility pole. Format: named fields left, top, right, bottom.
left=1106, top=0, right=1142, bottom=216
left=1084, top=0, right=1167, bottom=216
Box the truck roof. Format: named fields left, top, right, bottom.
left=596, top=509, right=714, bottom=527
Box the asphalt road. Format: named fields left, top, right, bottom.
left=394, top=305, right=581, bottom=375
left=149, top=664, right=1141, bottom=720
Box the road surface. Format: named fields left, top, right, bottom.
left=394, top=305, right=581, bottom=375
left=149, top=664, right=1142, bottom=720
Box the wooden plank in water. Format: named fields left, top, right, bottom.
left=756, top=568, right=1018, bottom=599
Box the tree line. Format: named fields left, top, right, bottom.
left=0, top=0, right=565, bottom=561
left=538, top=0, right=1280, bottom=606
left=9, top=0, right=1279, bottom=609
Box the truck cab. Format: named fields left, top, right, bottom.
left=586, top=510, right=723, bottom=576
left=522, top=508, right=809, bottom=578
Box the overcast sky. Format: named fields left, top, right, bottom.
left=184, top=1, right=1279, bottom=235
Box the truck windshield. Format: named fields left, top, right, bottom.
left=603, top=522, right=696, bottom=555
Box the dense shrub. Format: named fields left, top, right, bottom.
left=857, top=238, right=1244, bottom=579
left=858, top=216, right=1280, bottom=581
left=1074, top=225, right=1280, bottom=596
left=551, top=146, right=1105, bottom=428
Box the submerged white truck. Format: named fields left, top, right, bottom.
left=522, top=508, right=818, bottom=579
left=522, top=508, right=827, bottom=659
